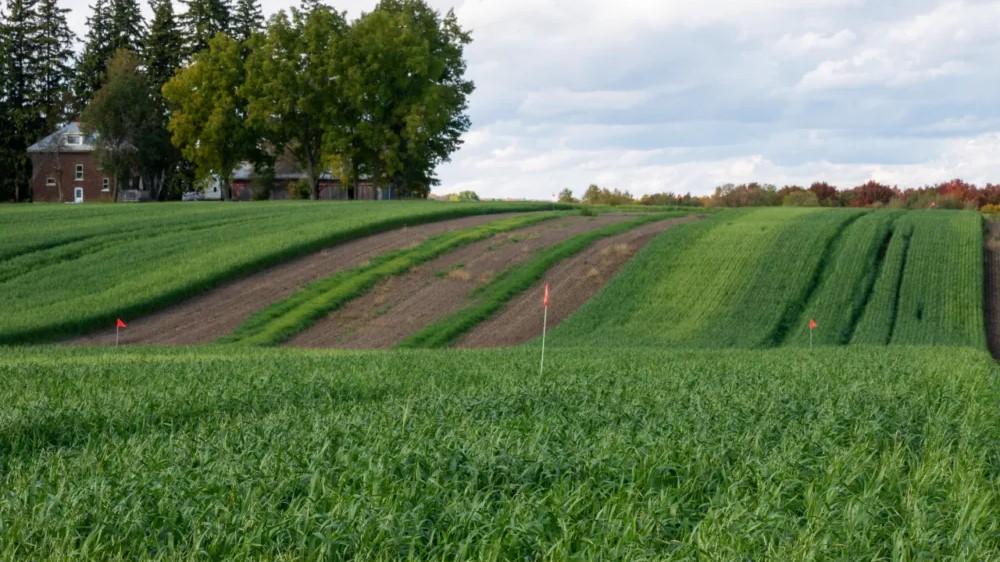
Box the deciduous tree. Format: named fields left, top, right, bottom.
left=243, top=5, right=347, bottom=200
left=163, top=33, right=252, bottom=200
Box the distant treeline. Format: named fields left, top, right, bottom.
left=560, top=180, right=1000, bottom=211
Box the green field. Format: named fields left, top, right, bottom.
left=1, top=203, right=996, bottom=560
left=548, top=208, right=986, bottom=350
left=0, top=201, right=555, bottom=344
left=1, top=345, right=996, bottom=560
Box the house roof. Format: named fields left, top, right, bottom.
left=27, top=122, right=98, bottom=153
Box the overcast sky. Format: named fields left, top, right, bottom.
left=63, top=0, right=1000, bottom=198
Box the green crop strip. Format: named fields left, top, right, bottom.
left=0, top=345, right=997, bottom=559
left=851, top=221, right=914, bottom=345
left=399, top=213, right=682, bottom=348
left=223, top=212, right=567, bottom=346
left=0, top=201, right=561, bottom=344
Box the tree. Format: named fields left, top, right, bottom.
left=230, top=0, right=262, bottom=42
left=163, top=33, right=252, bottom=200
left=243, top=5, right=347, bottom=200
left=74, top=0, right=114, bottom=110
left=1, top=0, right=42, bottom=202
left=557, top=188, right=577, bottom=203
left=342, top=0, right=474, bottom=198
left=181, top=0, right=231, bottom=56
left=143, top=0, right=185, bottom=199
left=34, top=0, right=74, bottom=132
left=808, top=181, right=839, bottom=206
left=109, top=0, right=144, bottom=52
left=81, top=49, right=156, bottom=201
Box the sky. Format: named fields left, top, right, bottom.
left=62, top=0, right=1000, bottom=198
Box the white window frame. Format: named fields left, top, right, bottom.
left=46, top=176, right=56, bottom=187
left=65, top=135, right=83, bottom=146
left=102, top=177, right=110, bottom=192
left=75, top=164, right=84, bottom=181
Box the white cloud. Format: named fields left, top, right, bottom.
left=59, top=0, right=1000, bottom=199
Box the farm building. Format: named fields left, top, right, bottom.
left=27, top=122, right=114, bottom=203
left=230, top=156, right=382, bottom=201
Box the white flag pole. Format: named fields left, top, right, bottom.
left=540, top=305, right=548, bottom=375
left=116, top=324, right=120, bottom=347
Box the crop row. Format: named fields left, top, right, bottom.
left=0, top=345, right=996, bottom=559
left=223, top=212, right=565, bottom=346
left=0, top=201, right=556, bottom=344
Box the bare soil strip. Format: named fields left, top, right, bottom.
left=457, top=216, right=697, bottom=348
left=71, top=213, right=530, bottom=346
left=286, top=214, right=637, bottom=348
left=985, top=219, right=1000, bottom=360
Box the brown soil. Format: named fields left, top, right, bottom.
left=70, top=213, right=531, bottom=346
left=457, top=215, right=698, bottom=348
left=985, top=219, right=1000, bottom=360
left=286, top=214, right=637, bottom=348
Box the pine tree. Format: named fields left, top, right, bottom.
left=109, top=0, right=144, bottom=51
left=1, top=0, right=43, bottom=201
left=34, top=0, right=75, bottom=131
left=74, top=0, right=114, bottom=111
left=230, top=0, right=262, bottom=42
left=181, top=0, right=231, bottom=56
left=145, top=0, right=183, bottom=90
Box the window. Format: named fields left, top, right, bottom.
left=75, top=164, right=84, bottom=181
left=65, top=135, right=83, bottom=146
left=46, top=176, right=56, bottom=187
left=102, top=177, right=110, bottom=192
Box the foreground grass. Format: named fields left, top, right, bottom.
left=0, top=201, right=555, bottom=344
left=1, top=345, right=997, bottom=560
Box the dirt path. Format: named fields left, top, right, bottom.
left=286, top=214, right=638, bottom=348
left=986, top=219, right=1000, bottom=360
left=71, top=213, right=531, bottom=346
left=457, top=216, right=697, bottom=348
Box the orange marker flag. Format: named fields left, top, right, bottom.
left=116, top=318, right=128, bottom=329
left=808, top=319, right=817, bottom=330
left=543, top=283, right=550, bottom=308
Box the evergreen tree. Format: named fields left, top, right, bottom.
left=1, top=0, right=42, bottom=201
left=34, top=0, right=75, bottom=131
left=230, top=0, right=262, bottom=42
left=181, top=0, right=231, bottom=56
left=109, top=0, right=144, bottom=52
left=145, top=0, right=183, bottom=89
left=74, top=0, right=114, bottom=111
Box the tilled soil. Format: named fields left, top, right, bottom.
left=71, top=213, right=531, bottom=346
left=986, top=219, right=1000, bottom=360
left=286, top=214, right=637, bottom=348
left=457, top=216, right=698, bottom=348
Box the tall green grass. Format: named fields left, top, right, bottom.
left=0, top=201, right=557, bottom=344
left=224, top=212, right=566, bottom=346
left=400, top=213, right=680, bottom=348
left=0, top=345, right=996, bottom=560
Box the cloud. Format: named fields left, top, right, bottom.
left=60, top=0, right=1000, bottom=199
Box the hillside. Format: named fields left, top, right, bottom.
left=1, top=203, right=997, bottom=560
left=549, top=208, right=987, bottom=350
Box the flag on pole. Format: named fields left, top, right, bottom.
left=540, top=283, right=550, bottom=375
left=808, top=319, right=817, bottom=330
left=115, top=318, right=127, bottom=347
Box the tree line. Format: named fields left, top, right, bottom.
left=560, top=180, right=1000, bottom=210
left=0, top=0, right=473, bottom=202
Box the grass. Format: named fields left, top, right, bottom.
left=549, top=208, right=988, bottom=350
left=223, top=212, right=567, bottom=346
left=0, top=344, right=996, bottom=560
left=400, top=213, right=681, bottom=348
left=0, top=201, right=558, bottom=344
